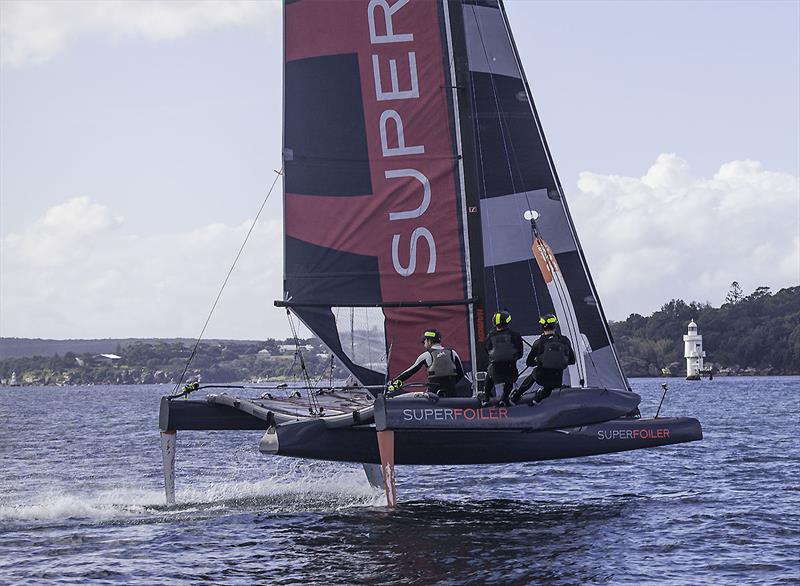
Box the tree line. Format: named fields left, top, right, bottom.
left=2, top=284, right=797, bottom=385
left=0, top=338, right=337, bottom=386
left=610, top=284, right=799, bottom=377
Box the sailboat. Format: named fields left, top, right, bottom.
left=159, top=0, right=701, bottom=506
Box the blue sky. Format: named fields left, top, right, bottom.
left=1, top=0, right=798, bottom=340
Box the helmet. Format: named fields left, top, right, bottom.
left=539, top=314, right=558, bottom=330
left=421, top=329, right=442, bottom=344
left=493, top=310, right=512, bottom=327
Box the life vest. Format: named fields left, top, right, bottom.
left=488, top=333, right=517, bottom=363
left=428, top=348, right=458, bottom=378
left=538, top=335, right=569, bottom=370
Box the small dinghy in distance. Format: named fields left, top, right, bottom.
left=158, top=0, right=702, bottom=507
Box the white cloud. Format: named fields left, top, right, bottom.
left=1, top=197, right=287, bottom=339
left=0, top=0, right=279, bottom=67
left=2, top=156, right=798, bottom=339
left=572, top=154, right=800, bottom=320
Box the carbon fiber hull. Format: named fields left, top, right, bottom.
left=264, top=416, right=702, bottom=465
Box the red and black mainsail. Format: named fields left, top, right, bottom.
left=280, top=0, right=627, bottom=391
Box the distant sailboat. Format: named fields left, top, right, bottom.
left=159, top=0, right=701, bottom=506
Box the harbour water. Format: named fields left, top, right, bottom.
left=1, top=377, right=798, bottom=584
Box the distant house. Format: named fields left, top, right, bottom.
left=257, top=348, right=272, bottom=356
left=277, top=344, right=314, bottom=353
left=76, top=354, right=121, bottom=367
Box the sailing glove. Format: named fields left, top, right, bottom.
left=387, top=379, right=403, bottom=392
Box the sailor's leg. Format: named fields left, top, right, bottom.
left=512, top=373, right=535, bottom=403
left=501, top=381, right=514, bottom=403
left=482, top=374, right=493, bottom=399
left=376, top=430, right=397, bottom=507
left=160, top=430, right=176, bottom=505
left=534, top=385, right=555, bottom=403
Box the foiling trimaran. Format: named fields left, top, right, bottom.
left=158, top=0, right=702, bottom=506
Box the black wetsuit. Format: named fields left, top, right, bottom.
left=394, top=344, right=466, bottom=397
left=514, top=332, right=576, bottom=403
left=483, top=327, right=524, bottom=403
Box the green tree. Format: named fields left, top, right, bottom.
left=725, top=281, right=744, bottom=305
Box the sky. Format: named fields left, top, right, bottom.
left=1, top=0, right=798, bottom=341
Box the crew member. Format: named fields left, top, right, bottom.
left=388, top=329, right=465, bottom=397
left=483, top=310, right=523, bottom=405
left=512, top=314, right=575, bottom=404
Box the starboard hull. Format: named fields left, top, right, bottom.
left=262, top=416, right=702, bottom=465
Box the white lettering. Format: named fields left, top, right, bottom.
left=403, top=408, right=413, bottom=421
left=386, top=169, right=430, bottom=221
left=372, top=52, right=419, bottom=101
left=368, top=0, right=413, bottom=44
left=380, top=110, right=425, bottom=157
left=392, top=227, right=436, bottom=277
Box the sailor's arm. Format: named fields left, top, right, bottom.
left=565, top=337, right=577, bottom=365
left=513, top=332, right=524, bottom=360
left=526, top=340, right=541, bottom=367
left=394, top=352, right=430, bottom=382
left=451, top=349, right=465, bottom=378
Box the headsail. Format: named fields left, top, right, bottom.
left=280, top=0, right=628, bottom=391
left=453, top=0, right=628, bottom=389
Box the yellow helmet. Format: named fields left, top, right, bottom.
left=493, top=310, right=512, bottom=327
left=539, top=314, right=558, bottom=329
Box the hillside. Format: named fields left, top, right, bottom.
left=1, top=284, right=797, bottom=385
left=0, top=337, right=262, bottom=359
left=0, top=338, right=335, bottom=386
left=610, top=285, right=800, bottom=377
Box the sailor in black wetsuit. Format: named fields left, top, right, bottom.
left=482, top=310, right=523, bottom=406
left=388, top=329, right=465, bottom=397
left=513, top=314, right=576, bottom=404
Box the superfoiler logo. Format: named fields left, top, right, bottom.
left=368, top=0, right=436, bottom=277
left=597, top=428, right=671, bottom=440
left=402, top=407, right=509, bottom=422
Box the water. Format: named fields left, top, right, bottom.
left=1, top=377, right=798, bottom=585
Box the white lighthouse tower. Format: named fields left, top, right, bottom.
left=683, top=319, right=705, bottom=380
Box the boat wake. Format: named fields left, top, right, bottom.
left=0, top=466, right=384, bottom=524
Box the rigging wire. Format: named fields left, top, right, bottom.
left=468, top=4, right=541, bottom=317
left=472, top=5, right=591, bottom=386
left=285, top=308, right=322, bottom=415
left=168, top=168, right=283, bottom=400
left=533, top=230, right=587, bottom=385
left=494, top=4, right=628, bottom=389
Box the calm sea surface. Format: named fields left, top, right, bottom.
left=1, top=377, right=798, bottom=585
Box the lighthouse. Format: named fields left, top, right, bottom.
left=683, top=320, right=705, bottom=380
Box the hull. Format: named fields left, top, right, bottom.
left=263, top=416, right=702, bottom=465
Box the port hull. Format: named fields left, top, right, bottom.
left=268, top=416, right=702, bottom=465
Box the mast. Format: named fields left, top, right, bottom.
left=442, top=0, right=478, bottom=384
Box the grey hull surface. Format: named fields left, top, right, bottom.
left=267, top=416, right=702, bottom=465
left=159, top=390, right=701, bottom=466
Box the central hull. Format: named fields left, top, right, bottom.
left=262, top=416, right=702, bottom=465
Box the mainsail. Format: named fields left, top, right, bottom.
left=280, top=0, right=628, bottom=390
